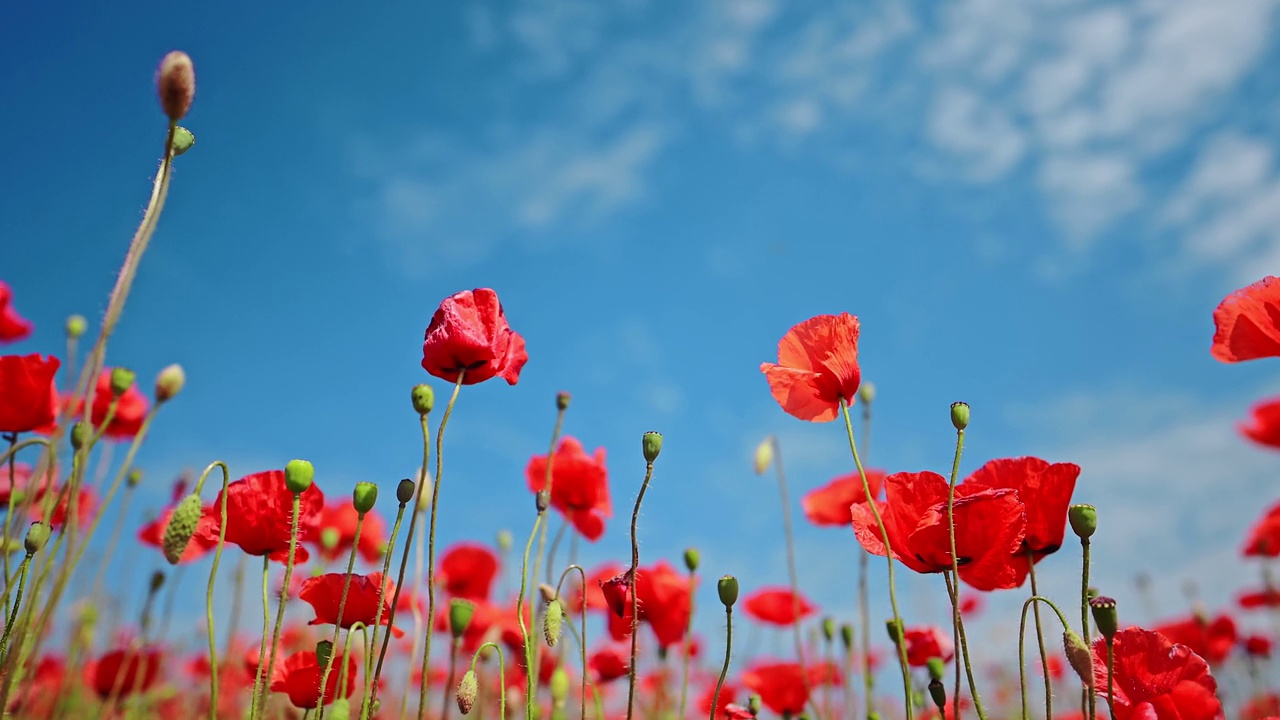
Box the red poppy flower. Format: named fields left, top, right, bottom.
left=421, top=288, right=528, bottom=386
left=741, top=586, right=817, bottom=626
left=0, top=282, right=33, bottom=343
left=436, top=542, right=499, bottom=601
left=29, top=485, right=97, bottom=530
left=802, top=469, right=885, bottom=526
left=850, top=471, right=1027, bottom=591
left=569, top=561, right=625, bottom=614
left=433, top=599, right=500, bottom=654
left=1242, top=693, right=1280, bottom=720
left=0, top=354, right=59, bottom=433
left=1092, top=627, right=1223, bottom=720
left=62, top=369, right=150, bottom=441
left=269, top=650, right=357, bottom=708
left=1212, top=276, right=1280, bottom=362
left=298, top=572, right=403, bottom=638
left=194, top=469, right=325, bottom=563
left=10, top=655, right=65, bottom=717
left=1240, top=397, right=1280, bottom=449
left=959, top=593, right=983, bottom=618
left=138, top=502, right=220, bottom=563
left=312, top=501, right=388, bottom=564
left=699, top=682, right=739, bottom=720
left=0, top=462, right=52, bottom=506
left=588, top=645, right=629, bottom=683
left=1038, top=654, right=1065, bottom=681
left=1152, top=613, right=1237, bottom=666
left=526, top=436, right=611, bottom=542
left=741, top=661, right=826, bottom=716
left=1245, top=501, right=1280, bottom=557
left=964, top=456, right=1080, bottom=586
left=1245, top=634, right=1272, bottom=658
left=86, top=647, right=163, bottom=699
left=760, top=313, right=862, bottom=422
left=599, top=560, right=694, bottom=648
left=1239, top=588, right=1280, bottom=609
left=903, top=625, right=954, bottom=667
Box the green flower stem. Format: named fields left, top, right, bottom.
left=1026, top=550, right=1052, bottom=719
left=709, top=604, right=733, bottom=720
left=198, top=461, right=231, bottom=720
left=839, top=400, right=912, bottom=720
left=1081, top=538, right=1094, bottom=720
left=87, top=473, right=141, bottom=610
left=677, top=565, right=696, bottom=720
left=471, top=643, right=507, bottom=720
left=543, top=520, right=569, bottom=586
left=226, top=554, right=247, bottom=660
left=1016, top=596, right=1074, bottom=720
left=0, top=437, right=51, bottom=613
left=943, top=424, right=986, bottom=720
left=554, top=565, right=589, bottom=720
left=400, top=477, right=430, bottom=720
left=1105, top=642, right=1116, bottom=720
left=623, top=458, right=656, bottom=720
left=363, top=486, right=409, bottom=720
left=339, top=622, right=365, bottom=705
left=249, top=555, right=272, bottom=720
left=258, top=493, right=303, bottom=720
left=0, top=553, right=33, bottom=663
left=857, top=381, right=875, bottom=718
left=767, top=437, right=815, bottom=716
left=316, top=510, right=367, bottom=719
left=441, top=636, right=463, bottom=720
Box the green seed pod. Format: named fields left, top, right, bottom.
left=411, top=384, right=435, bottom=415
left=320, top=527, right=340, bottom=551
left=155, top=364, right=186, bottom=403
left=1069, top=504, right=1098, bottom=540
left=858, top=382, right=876, bottom=404
left=396, top=478, right=415, bottom=505
left=950, top=401, right=970, bottom=431
left=642, top=431, right=663, bottom=463
left=717, top=575, right=739, bottom=608
left=109, top=367, right=136, bottom=397
left=162, top=493, right=203, bottom=564
left=683, top=547, right=700, bottom=573
left=450, top=598, right=476, bottom=639
left=65, top=314, right=87, bottom=339
left=928, top=679, right=946, bottom=711
left=556, top=392, right=571, bottom=411
left=70, top=421, right=90, bottom=451
left=456, top=669, right=478, bottom=715
left=496, top=529, right=512, bottom=553
left=127, top=468, right=144, bottom=487
left=171, top=126, right=196, bottom=156
left=284, top=459, right=314, bottom=494
left=353, top=482, right=378, bottom=515
left=753, top=437, right=774, bottom=475
left=821, top=617, right=835, bottom=643
left=885, top=619, right=904, bottom=645
left=24, top=522, right=50, bottom=555
left=544, top=599, right=564, bottom=647
left=1090, top=596, right=1119, bottom=641
left=839, top=624, right=855, bottom=652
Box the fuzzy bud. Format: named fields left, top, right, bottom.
left=65, top=314, right=87, bottom=339
left=753, top=437, right=774, bottom=475
left=449, top=599, right=475, bottom=639
left=683, top=547, right=700, bottom=573
left=24, top=522, right=50, bottom=555
left=127, top=468, right=144, bottom=487
left=535, top=490, right=550, bottom=513
left=456, top=669, right=478, bottom=715
left=839, top=624, right=855, bottom=651
left=950, top=401, right=970, bottom=431
left=411, top=384, right=435, bottom=415
left=284, top=459, right=314, bottom=494
left=538, top=583, right=557, bottom=604
left=157, top=51, right=195, bottom=122
left=155, top=364, right=185, bottom=403
left=556, top=392, right=571, bottom=410
left=1069, top=504, right=1097, bottom=541
left=858, top=382, right=876, bottom=404
left=544, top=599, right=564, bottom=647
left=1063, top=630, right=1094, bottom=689
left=109, top=367, right=136, bottom=397
left=396, top=478, right=415, bottom=505
left=315, top=640, right=334, bottom=667
left=925, top=657, right=945, bottom=681
left=1090, top=596, right=1119, bottom=641
left=171, top=126, right=195, bottom=156
left=717, top=575, right=739, bottom=608
left=642, top=431, right=663, bottom=463
left=70, top=421, right=89, bottom=451
left=353, top=482, right=378, bottom=515
left=162, top=493, right=203, bottom=564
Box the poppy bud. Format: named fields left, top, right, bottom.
left=535, top=490, right=550, bottom=513
left=127, top=468, right=144, bottom=487
left=456, top=669, right=478, bottom=715
left=1069, top=504, right=1097, bottom=540
left=162, top=493, right=203, bottom=564
left=450, top=598, right=475, bottom=639
left=70, top=421, right=89, bottom=451
left=157, top=51, right=195, bottom=122
left=396, top=478, right=415, bottom=505
left=550, top=666, right=570, bottom=705
left=928, top=678, right=946, bottom=711
left=858, top=382, right=876, bottom=404
left=496, top=529, right=512, bottom=553
left=155, top=364, right=185, bottom=403
left=747, top=695, right=761, bottom=716
left=284, top=459, right=314, bottom=494
left=411, top=384, right=435, bottom=415
left=110, top=367, right=136, bottom=397
left=65, top=314, right=87, bottom=339
left=925, top=657, right=945, bottom=681
left=353, top=482, right=378, bottom=514
left=683, top=547, right=700, bottom=572
left=556, top=392, right=571, bottom=411
left=820, top=617, right=835, bottom=643
left=24, top=522, right=49, bottom=555
left=149, top=570, right=166, bottom=592
left=538, top=583, right=557, bottom=604
left=950, top=401, right=970, bottom=431
left=642, top=431, right=663, bottom=463
left=544, top=599, right=564, bottom=647
left=1090, top=596, right=1118, bottom=641
left=1063, top=630, right=1093, bottom=689
left=839, top=623, right=855, bottom=651
left=886, top=619, right=903, bottom=645
left=316, top=639, right=334, bottom=667
left=753, top=437, right=774, bottom=475
left=320, top=527, right=340, bottom=551
left=171, top=126, right=195, bottom=156
left=717, top=575, right=739, bottom=608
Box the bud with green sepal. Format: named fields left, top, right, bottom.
left=162, top=493, right=204, bottom=564
left=544, top=599, right=564, bottom=647
left=155, top=364, right=185, bottom=403
left=316, top=640, right=334, bottom=667
left=950, top=401, right=970, bottom=431
left=65, top=314, right=87, bottom=339
left=450, top=599, right=476, bottom=639
left=70, top=421, right=89, bottom=451
left=110, top=367, right=136, bottom=397
left=683, top=547, right=700, bottom=572
left=411, top=384, right=435, bottom=415
left=717, top=575, right=739, bottom=608
left=1062, top=630, right=1093, bottom=688
left=858, top=382, right=876, bottom=404
left=886, top=619, right=904, bottom=645
left=171, top=127, right=195, bottom=156
left=753, top=437, right=774, bottom=475
left=353, top=482, right=378, bottom=515
left=24, top=522, right=50, bottom=555
left=821, top=617, right=835, bottom=643
left=456, top=669, right=478, bottom=715
left=284, top=459, right=313, bottom=494
left=840, top=624, right=854, bottom=652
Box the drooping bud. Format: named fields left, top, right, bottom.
left=162, top=493, right=203, bottom=564
left=284, top=459, right=314, bottom=494
left=1063, top=630, right=1094, bottom=690
left=925, top=657, right=945, bottom=681
left=858, top=382, right=876, bottom=404
left=1090, top=596, right=1118, bottom=641
left=315, top=639, right=334, bottom=667
left=155, top=364, right=185, bottom=403
left=353, top=482, right=378, bottom=515
left=885, top=619, right=904, bottom=645
left=642, top=431, right=663, bottom=463
left=411, top=384, right=435, bottom=415
left=544, top=599, right=564, bottom=647
left=65, top=314, right=87, bottom=339
left=449, top=599, right=476, bottom=639
left=717, top=575, right=739, bottom=608
left=110, top=367, right=136, bottom=397
left=928, top=678, right=946, bottom=711
left=24, top=522, right=50, bottom=555
left=127, top=468, right=144, bottom=487
left=683, top=547, right=700, bottom=573
left=538, top=584, right=556, bottom=604
left=839, top=624, right=855, bottom=651
left=171, top=126, right=196, bottom=156
left=157, top=51, right=195, bottom=122
left=496, top=529, right=512, bottom=553
left=396, top=478, right=415, bottom=505
left=1069, top=504, right=1097, bottom=540
left=556, top=392, right=571, bottom=411
left=821, top=617, right=835, bottom=643
left=535, top=490, right=550, bottom=513
left=70, top=421, right=89, bottom=451
left=753, top=437, right=774, bottom=475
left=456, top=669, right=478, bottom=715
left=950, top=401, right=970, bottom=431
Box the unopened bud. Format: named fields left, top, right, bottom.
left=396, top=478, right=415, bottom=505
left=550, top=666, right=570, bottom=704
left=556, top=392, right=571, bottom=411
left=496, top=529, right=512, bottom=553
left=1090, top=596, right=1118, bottom=641
left=753, top=437, right=774, bottom=475
left=109, top=367, right=136, bottom=397
left=840, top=624, right=855, bottom=651
left=683, top=547, right=700, bottom=572
left=157, top=51, right=195, bottom=122
left=544, top=599, right=564, bottom=647
left=353, top=482, right=378, bottom=514
left=456, top=669, right=478, bottom=715
left=328, top=698, right=351, bottom=720
left=925, top=657, right=945, bottom=681
left=162, top=493, right=203, bottom=564
left=65, top=314, right=87, bottom=339
left=24, top=522, right=50, bottom=555
left=1069, top=504, right=1097, bottom=541
left=950, top=401, right=970, bottom=431
left=717, top=575, right=738, bottom=608
left=449, top=599, right=475, bottom=639
left=284, top=459, right=314, bottom=494
left=928, top=678, right=946, bottom=711
left=320, top=527, right=340, bottom=550
left=411, top=384, right=435, bottom=415
left=155, top=364, right=185, bottom=403
left=886, top=619, right=904, bottom=645
left=171, top=126, right=195, bottom=156
left=418, top=482, right=432, bottom=512
left=1063, top=630, right=1093, bottom=689
left=821, top=617, right=835, bottom=643
left=70, top=421, right=89, bottom=451
left=642, top=431, right=663, bottom=463
left=316, top=640, right=334, bottom=667
left=747, top=695, right=761, bottom=716
left=149, top=570, right=165, bottom=593
left=535, top=490, right=549, bottom=513
left=538, top=584, right=556, bottom=604
left=858, top=382, right=876, bottom=404
left=127, top=468, right=144, bottom=487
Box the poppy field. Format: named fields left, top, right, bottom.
left=6, top=50, right=1280, bottom=720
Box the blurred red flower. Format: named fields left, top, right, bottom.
left=1239, top=588, right=1280, bottom=608
left=526, top=436, right=611, bottom=541
left=1212, top=276, right=1280, bottom=362
left=1245, top=501, right=1280, bottom=557
left=741, top=661, right=827, bottom=716
left=964, top=456, right=1080, bottom=586
left=312, top=501, right=387, bottom=564
left=437, top=541, right=499, bottom=601
left=1153, top=613, right=1237, bottom=666
left=904, top=625, right=954, bottom=667
left=138, top=502, right=219, bottom=563
left=299, top=572, right=402, bottom=638
left=850, top=471, right=1027, bottom=591
left=29, top=484, right=97, bottom=530
left=599, top=560, right=693, bottom=648
left=433, top=598, right=499, bottom=655
left=0, top=462, right=51, bottom=506
left=802, top=469, right=885, bottom=526
left=421, top=288, right=528, bottom=386
left=1245, top=634, right=1272, bottom=658
left=1241, top=397, right=1280, bottom=449
left=1093, top=627, right=1222, bottom=720
left=0, top=354, right=59, bottom=433
left=698, top=682, right=738, bottom=719
left=760, top=313, right=862, bottom=422
left=959, top=593, right=983, bottom=618
left=61, top=369, right=150, bottom=441
left=269, top=650, right=356, bottom=708
left=86, top=647, right=163, bottom=699
left=0, top=282, right=33, bottom=343
left=195, top=469, right=325, bottom=563
left=741, top=586, right=817, bottom=626
left=569, top=561, right=625, bottom=614
left=588, top=644, right=630, bottom=683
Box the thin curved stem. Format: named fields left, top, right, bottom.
left=257, top=494, right=302, bottom=720
left=624, top=460, right=656, bottom=720
left=364, top=489, right=409, bottom=720
left=1027, top=551, right=1052, bottom=720
left=201, top=461, right=232, bottom=720
left=1016, top=595, right=1076, bottom=720
left=553, top=565, right=589, bottom=720
left=0, top=554, right=32, bottom=663
left=943, top=425, right=986, bottom=720
left=709, top=606, right=733, bottom=720
left=316, top=511, right=368, bottom=719
left=769, top=437, right=813, bottom=711
left=677, top=567, right=696, bottom=720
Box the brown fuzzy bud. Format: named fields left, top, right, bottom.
left=538, top=583, right=556, bottom=604
left=157, top=51, right=195, bottom=122
left=1063, top=630, right=1094, bottom=689
left=456, top=669, right=478, bottom=715
left=155, top=364, right=185, bottom=403
left=162, top=493, right=203, bottom=564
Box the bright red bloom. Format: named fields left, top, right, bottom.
left=29, top=484, right=97, bottom=530
left=526, top=436, right=611, bottom=541
left=569, top=561, right=625, bottom=614
left=964, top=456, right=1080, bottom=586
left=599, top=561, right=694, bottom=648
left=1212, top=276, right=1280, bottom=362
left=432, top=599, right=499, bottom=655
left=699, top=682, right=739, bottom=720
left=138, top=503, right=220, bottom=563
left=62, top=369, right=150, bottom=440
left=904, top=625, right=954, bottom=667
left=1239, top=588, right=1280, bottom=609
left=1093, top=627, right=1223, bottom=720
left=1153, top=614, right=1237, bottom=666
left=299, top=572, right=403, bottom=638
left=0, top=282, right=33, bottom=343
left=588, top=645, right=630, bottom=683
left=269, top=650, right=357, bottom=708
left=761, top=313, right=862, bottom=422
left=0, top=354, right=59, bottom=433
left=1241, top=397, right=1280, bottom=449
left=312, top=501, right=387, bottom=564
left=802, top=469, right=885, bottom=526
left=195, top=469, right=325, bottom=563
left=741, top=586, right=817, bottom=626
left=1245, top=501, right=1280, bottom=557
left=741, top=661, right=827, bottom=716
left=10, top=655, right=65, bottom=717
left=437, top=542, right=499, bottom=601
left=1242, top=693, right=1280, bottom=720
left=850, top=471, right=1027, bottom=591
left=86, top=647, right=163, bottom=699
left=421, top=288, right=528, bottom=385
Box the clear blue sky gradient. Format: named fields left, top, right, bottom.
left=5, top=0, right=1280, bottom=681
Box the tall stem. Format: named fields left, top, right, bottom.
left=709, top=605, right=733, bottom=720
left=769, top=437, right=813, bottom=711
left=943, top=423, right=986, bottom=720
left=200, top=461, right=231, bottom=720
left=256, top=494, right=303, bottom=720
left=1027, top=551, right=1052, bottom=719
left=623, top=460, right=656, bottom=720
left=1081, top=539, right=1094, bottom=720
left=316, top=511, right=367, bottom=719
left=365, top=492, right=409, bottom=720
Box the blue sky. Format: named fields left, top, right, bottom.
left=5, top=0, right=1280, bottom=684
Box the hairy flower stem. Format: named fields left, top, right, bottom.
left=441, top=637, right=462, bottom=720
left=199, top=461, right=231, bottom=720
left=1105, top=641, right=1116, bottom=720
left=709, top=604, right=733, bottom=720
left=554, top=565, right=590, bottom=720
left=0, top=437, right=49, bottom=611
left=363, top=491, right=408, bottom=720
left=250, top=556, right=271, bottom=719
left=254, top=494, right=303, bottom=720
left=315, top=511, right=367, bottom=719
left=944, top=424, right=986, bottom=720
left=677, top=565, right=696, bottom=720
left=1026, top=551, right=1052, bottom=719
left=768, top=437, right=815, bottom=714
left=1081, top=539, right=1094, bottom=720
left=1016, top=596, right=1074, bottom=720
left=0, top=553, right=33, bottom=664
left=839, top=400, right=912, bottom=720
left=857, top=392, right=875, bottom=720
left=623, top=458, right=656, bottom=720
left=472, top=643, right=508, bottom=720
